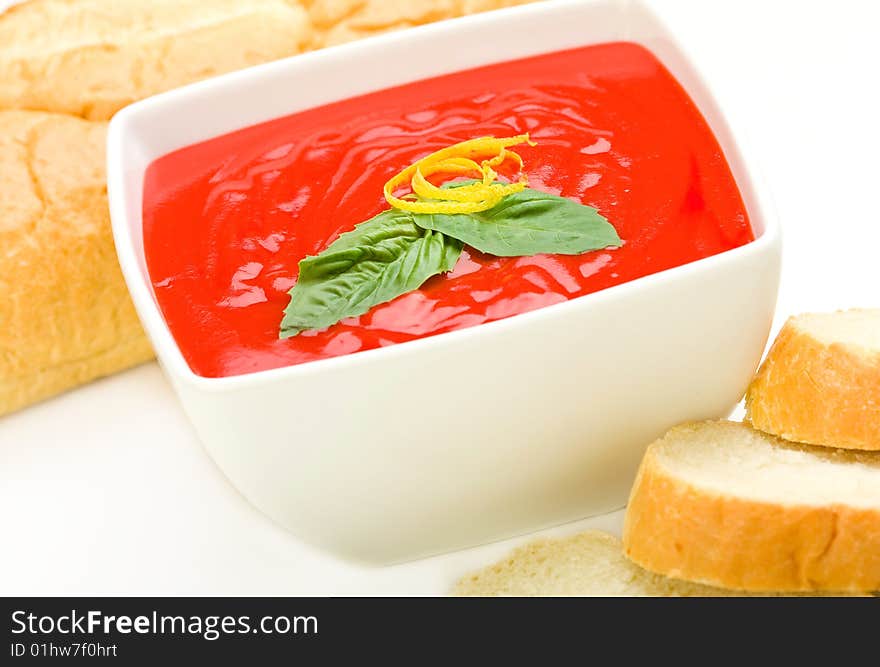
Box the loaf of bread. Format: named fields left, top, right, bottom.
left=0, top=0, right=313, bottom=120
left=0, top=0, right=536, bottom=416
left=623, top=420, right=880, bottom=593
left=746, top=310, right=880, bottom=451
left=0, top=110, right=154, bottom=416
left=0, top=0, right=538, bottom=121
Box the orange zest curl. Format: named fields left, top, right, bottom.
left=383, top=134, right=536, bottom=214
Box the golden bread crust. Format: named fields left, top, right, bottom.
left=308, top=0, right=536, bottom=48
left=746, top=314, right=880, bottom=451
left=0, top=110, right=152, bottom=416
left=0, top=0, right=313, bottom=120
left=0, top=1, right=539, bottom=119
left=623, top=435, right=880, bottom=592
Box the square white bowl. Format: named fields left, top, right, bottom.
left=108, top=0, right=781, bottom=563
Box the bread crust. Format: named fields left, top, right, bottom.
left=0, top=0, right=313, bottom=120
left=623, top=440, right=880, bottom=592
left=745, top=314, right=880, bottom=451
left=0, top=110, right=152, bottom=417
left=308, top=0, right=537, bottom=48
left=0, top=1, right=538, bottom=120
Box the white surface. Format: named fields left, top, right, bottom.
left=1, top=0, right=879, bottom=593
left=107, top=0, right=779, bottom=563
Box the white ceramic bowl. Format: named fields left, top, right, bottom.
left=108, top=0, right=781, bottom=563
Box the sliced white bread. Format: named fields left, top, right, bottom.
left=745, top=309, right=880, bottom=451
left=623, top=420, right=880, bottom=592
left=454, top=530, right=754, bottom=596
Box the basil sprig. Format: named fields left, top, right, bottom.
left=279, top=186, right=621, bottom=338
left=413, top=185, right=620, bottom=257
left=279, top=209, right=461, bottom=338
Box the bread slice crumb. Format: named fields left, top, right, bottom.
left=454, top=530, right=752, bottom=596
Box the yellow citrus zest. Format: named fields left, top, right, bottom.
left=383, top=134, right=536, bottom=214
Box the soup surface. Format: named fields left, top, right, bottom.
left=143, top=42, right=753, bottom=378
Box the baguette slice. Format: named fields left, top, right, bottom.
left=0, top=110, right=153, bottom=416
left=623, top=420, right=880, bottom=592
left=454, top=530, right=753, bottom=596
left=746, top=310, right=880, bottom=451
left=0, top=0, right=311, bottom=120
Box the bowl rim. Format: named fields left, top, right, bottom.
left=107, top=0, right=782, bottom=391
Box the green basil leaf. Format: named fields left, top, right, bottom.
left=412, top=187, right=621, bottom=257
left=279, top=209, right=462, bottom=338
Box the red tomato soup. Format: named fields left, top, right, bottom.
left=143, top=42, right=753, bottom=378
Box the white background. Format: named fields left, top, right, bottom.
left=1, top=0, right=878, bottom=595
